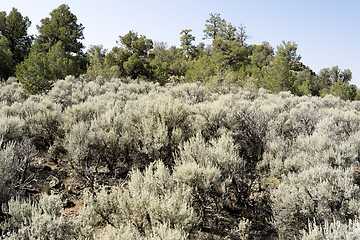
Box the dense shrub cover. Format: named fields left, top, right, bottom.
left=1, top=76, right=360, bottom=239
left=301, top=219, right=360, bottom=240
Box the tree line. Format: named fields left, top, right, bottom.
left=0, top=4, right=359, bottom=100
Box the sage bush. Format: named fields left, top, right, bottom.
left=1, top=194, right=91, bottom=239
left=1, top=76, right=360, bottom=239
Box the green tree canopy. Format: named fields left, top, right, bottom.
left=237, top=24, right=249, bottom=46
left=212, top=38, right=249, bottom=71
left=35, top=4, right=84, bottom=55
left=180, top=29, right=196, bottom=58
left=312, top=66, right=353, bottom=96
left=16, top=51, right=53, bottom=94
left=203, top=13, right=226, bottom=40
left=328, top=66, right=352, bottom=83
left=16, top=41, right=80, bottom=94
left=250, top=42, right=274, bottom=68
left=105, top=46, right=131, bottom=77
left=330, top=81, right=356, bottom=100
left=264, top=42, right=299, bottom=93
left=85, top=45, right=108, bottom=77
left=149, top=42, right=182, bottom=82
left=0, top=37, right=13, bottom=80
left=276, top=41, right=301, bottom=64
left=16, top=4, right=86, bottom=93
left=203, top=13, right=249, bottom=45
left=123, top=53, right=146, bottom=79
left=106, top=31, right=154, bottom=79
left=0, top=8, right=32, bottom=67
left=118, top=30, right=153, bottom=56
left=46, top=41, right=79, bottom=79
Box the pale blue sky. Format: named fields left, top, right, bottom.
left=2, top=0, right=360, bottom=86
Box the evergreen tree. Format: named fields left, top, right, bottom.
left=149, top=42, right=181, bottom=83
left=203, top=13, right=226, bottom=40
left=123, top=53, right=146, bottom=79
left=16, top=41, right=80, bottom=94
left=212, top=37, right=249, bottom=71
left=104, top=46, right=131, bottom=77
left=180, top=29, right=196, bottom=58
left=109, top=31, right=154, bottom=79
left=0, top=37, right=13, bottom=80
left=86, top=45, right=107, bottom=78
left=330, top=81, right=354, bottom=100
left=0, top=8, right=32, bottom=72
left=17, top=4, right=85, bottom=93
left=35, top=4, right=84, bottom=55
left=16, top=52, right=53, bottom=94
left=47, top=41, right=79, bottom=79
left=118, top=30, right=153, bottom=56
left=237, top=24, right=249, bottom=46
left=264, top=41, right=299, bottom=93
left=312, top=68, right=332, bottom=96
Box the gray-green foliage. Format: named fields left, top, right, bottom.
left=65, top=86, right=194, bottom=184
left=173, top=133, right=240, bottom=202
left=228, top=218, right=252, bottom=240
left=0, top=137, right=36, bottom=206
left=80, top=161, right=195, bottom=238
left=300, top=219, right=360, bottom=240
left=2, top=75, right=360, bottom=239
left=77, top=131, right=256, bottom=238
left=1, top=95, right=63, bottom=150
left=272, top=165, right=360, bottom=238
left=94, top=223, right=188, bottom=240
left=0, top=140, right=19, bottom=205
left=0, top=78, right=29, bottom=104
left=258, top=93, right=360, bottom=238
left=1, top=193, right=91, bottom=240
left=0, top=116, right=25, bottom=143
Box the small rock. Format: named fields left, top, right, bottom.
left=48, top=176, right=61, bottom=189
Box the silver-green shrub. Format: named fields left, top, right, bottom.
left=262, top=130, right=360, bottom=178
left=1, top=193, right=91, bottom=240
left=0, top=137, right=37, bottom=207
left=190, top=95, right=232, bottom=141
left=95, top=223, right=188, bottom=240
left=25, top=109, right=64, bottom=150
left=80, top=161, right=196, bottom=238
left=173, top=133, right=245, bottom=231
left=173, top=133, right=238, bottom=197
left=3, top=75, right=360, bottom=239
left=47, top=79, right=74, bottom=108
left=0, top=140, right=18, bottom=205
left=169, top=82, right=210, bottom=104
left=0, top=95, right=64, bottom=150
left=63, top=98, right=107, bottom=128
left=65, top=121, right=93, bottom=174
left=315, top=108, right=360, bottom=142
left=228, top=218, right=252, bottom=240
left=0, top=116, right=25, bottom=143
left=272, top=165, right=360, bottom=238
left=0, top=79, right=29, bottom=105
left=65, top=91, right=194, bottom=184
left=65, top=109, right=132, bottom=182
left=300, top=219, right=360, bottom=240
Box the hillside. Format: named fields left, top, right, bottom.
left=1, top=76, right=360, bottom=239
